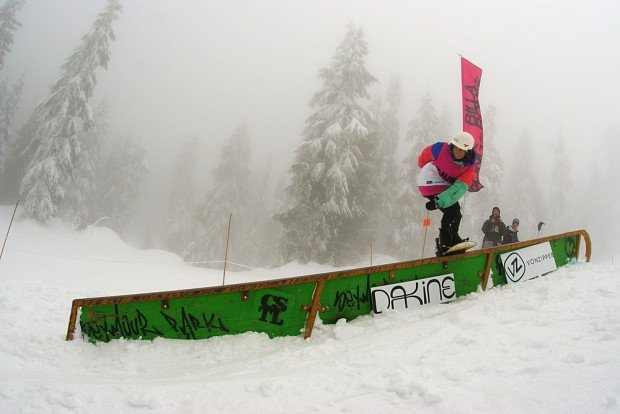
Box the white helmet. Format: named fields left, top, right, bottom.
left=451, top=131, right=475, bottom=151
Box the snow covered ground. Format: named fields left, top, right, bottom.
left=0, top=205, right=619, bottom=413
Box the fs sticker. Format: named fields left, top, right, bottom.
left=256, top=291, right=290, bottom=326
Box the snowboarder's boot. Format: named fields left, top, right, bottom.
left=435, top=228, right=452, bottom=257
left=436, top=226, right=471, bottom=257
left=435, top=237, right=444, bottom=257
left=446, top=220, right=468, bottom=245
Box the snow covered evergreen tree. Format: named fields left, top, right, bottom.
left=142, top=227, right=153, bottom=250
left=274, top=24, right=377, bottom=265
left=0, top=0, right=24, bottom=70
left=162, top=138, right=200, bottom=258
left=579, top=150, right=599, bottom=233
left=369, top=75, right=402, bottom=254
left=60, top=99, right=108, bottom=230
left=193, top=124, right=252, bottom=266
left=18, top=0, right=121, bottom=222
left=244, top=157, right=279, bottom=266
left=0, top=0, right=25, bottom=185
left=437, top=105, right=453, bottom=139
left=95, top=137, right=148, bottom=235
left=391, top=92, right=440, bottom=259
left=594, top=124, right=619, bottom=257
left=504, top=129, right=544, bottom=240
left=547, top=131, right=573, bottom=234
left=0, top=74, right=23, bottom=175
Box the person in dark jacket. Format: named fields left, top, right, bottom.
left=481, top=207, right=507, bottom=248
left=502, top=218, right=520, bottom=244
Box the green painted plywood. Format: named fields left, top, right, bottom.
left=490, top=236, right=578, bottom=286
left=319, top=255, right=487, bottom=324
left=80, top=283, right=317, bottom=342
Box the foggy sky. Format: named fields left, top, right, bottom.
left=3, top=0, right=620, bottom=234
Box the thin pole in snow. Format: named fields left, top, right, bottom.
left=422, top=210, right=431, bottom=258
left=0, top=200, right=19, bottom=263
left=370, top=242, right=373, bottom=267
left=222, top=212, right=232, bottom=286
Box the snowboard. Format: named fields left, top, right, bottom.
left=440, top=241, right=477, bottom=256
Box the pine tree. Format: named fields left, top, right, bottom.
left=193, top=124, right=252, bottom=266
left=142, top=227, right=153, bottom=250
left=0, top=0, right=25, bottom=70
left=0, top=74, right=23, bottom=175
left=95, top=137, right=148, bottom=234
left=274, top=24, right=377, bottom=265
left=244, top=157, right=278, bottom=266
left=18, top=0, right=121, bottom=222
left=547, top=131, right=573, bottom=234
left=162, top=138, right=200, bottom=257
left=369, top=75, right=402, bottom=254
left=504, top=129, right=543, bottom=240
left=392, top=92, right=440, bottom=259
left=437, top=105, right=453, bottom=139
left=579, top=150, right=598, bottom=233
left=0, top=0, right=25, bottom=181
left=61, top=99, right=108, bottom=230
left=587, top=124, right=618, bottom=258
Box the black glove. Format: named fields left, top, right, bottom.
left=425, top=198, right=438, bottom=211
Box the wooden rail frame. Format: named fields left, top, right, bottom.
left=66, top=230, right=591, bottom=341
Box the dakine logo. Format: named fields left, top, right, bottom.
left=258, top=294, right=289, bottom=326
left=370, top=274, right=456, bottom=314
left=504, top=252, right=526, bottom=283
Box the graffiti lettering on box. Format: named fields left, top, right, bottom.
left=333, top=276, right=372, bottom=312
left=161, top=307, right=230, bottom=339
left=80, top=305, right=164, bottom=342
left=258, top=294, right=288, bottom=325
left=80, top=304, right=229, bottom=341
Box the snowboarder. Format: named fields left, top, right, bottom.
left=481, top=207, right=507, bottom=248
left=418, top=131, right=476, bottom=256
left=502, top=218, right=520, bottom=244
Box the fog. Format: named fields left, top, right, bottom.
left=3, top=0, right=619, bottom=259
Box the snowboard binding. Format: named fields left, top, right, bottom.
left=435, top=227, right=469, bottom=257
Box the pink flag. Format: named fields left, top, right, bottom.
left=461, top=57, right=484, bottom=192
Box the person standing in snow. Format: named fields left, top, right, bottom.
left=502, top=218, right=520, bottom=244
left=418, top=131, right=477, bottom=256
left=481, top=207, right=507, bottom=248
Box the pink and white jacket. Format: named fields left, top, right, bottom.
left=417, top=142, right=476, bottom=197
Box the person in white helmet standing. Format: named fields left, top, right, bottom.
left=418, top=131, right=477, bottom=256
